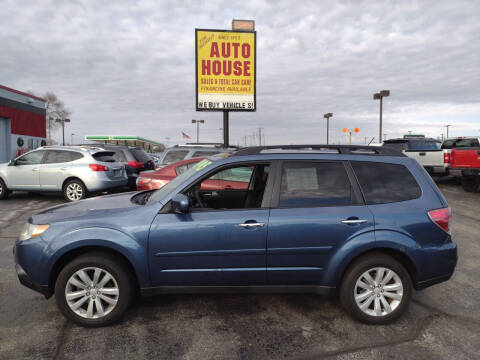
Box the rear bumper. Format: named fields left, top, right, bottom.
left=414, top=241, right=457, bottom=290
left=86, top=178, right=128, bottom=192
left=449, top=168, right=480, bottom=177
left=424, top=166, right=448, bottom=175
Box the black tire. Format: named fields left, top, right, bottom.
left=63, top=179, right=88, bottom=202
left=461, top=177, right=479, bottom=192
left=339, top=252, right=412, bottom=325
left=54, top=252, right=134, bottom=327
left=0, top=178, right=9, bottom=200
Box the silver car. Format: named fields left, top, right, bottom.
left=0, top=146, right=128, bottom=202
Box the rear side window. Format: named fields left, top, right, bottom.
left=69, top=152, right=84, bottom=161
left=163, top=150, right=189, bottom=164
left=175, top=161, right=198, bottom=175
left=130, top=148, right=152, bottom=162
left=113, top=150, right=127, bottom=162
left=351, top=161, right=421, bottom=204
left=92, top=151, right=117, bottom=163
left=279, top=161, right=353, bottom=207
left=44, top=150, right=73, bottom=164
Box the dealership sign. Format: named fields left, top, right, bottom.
left=196, top=29, right=256, bottom=111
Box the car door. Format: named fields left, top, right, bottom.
left=40, top=150, right=73, bottom=190
left=148, top=162, right=273, bottom=286
left=7, top=150, right=46, bottom=190
left=266, top=160, right=375, bottom=284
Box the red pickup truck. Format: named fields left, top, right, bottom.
left=444, top=137, right=480, bottom=192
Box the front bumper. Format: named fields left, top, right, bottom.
left=13, top=244, right=52, bottom=298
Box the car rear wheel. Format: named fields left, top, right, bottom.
left=0, top=178, right=10, bottom=200
left=461, top=176, right=479, bottom=192
left=63, top=179, right=87, bottom=201
left=54, top=252, right=134, bottom=327
left=340, top=253, right=412, bottom=324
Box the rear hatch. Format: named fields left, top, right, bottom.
left=91, top=151, right=126, bottom=179
left=128, top=148, right=155, bottom=173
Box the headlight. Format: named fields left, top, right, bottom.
left=19, top=223, right=49, bottom=241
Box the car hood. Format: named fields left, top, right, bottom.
left=31, top=192, right=141, bottom=224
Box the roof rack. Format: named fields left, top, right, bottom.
left=233, top=145, right=404, bottom=157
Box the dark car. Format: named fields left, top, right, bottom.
left=14, top=145, right=456, bottom=327
left=82, top=144, right=155, bottom=189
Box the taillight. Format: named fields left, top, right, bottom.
left=443, top=152, right=451, bottom=164
left=428, top=207, right=451, bottom=233
left=89, top=164, right=109, bottom=171
left=128, top=161, right=144, bottom=169
left=136, top=177, right=151, bottom=186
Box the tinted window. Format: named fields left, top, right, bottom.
left=279, top=162, right=353, bottom=207
left=16, top=150, right=44, bottom=165
left=163, top=150, right=189, bottom=164
left=455, top=138, right=480, bottom=148
left=44, top=150, right=73, bottom=164
left=70, top=152, right=84, bottom=161
left=130, top=148, right=152, bottom=163
left=92, top=151, right=117, bottom=162
left=351, top=161, right=421, bottom=204
left=113, top=150, right=127, bottom=162
left=441, top=140, right=455, bottom=149
left=383, top=141, right=407, bottom=151
left=192, top=150, right=220, bottom=157
left=407, top=139, right=441, bottom=150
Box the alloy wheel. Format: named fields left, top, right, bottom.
left=66, top=183, right=83, bottom=201
left=354, top=267, right=403, bottom=317
left=65, top=267, right=119, bottom=319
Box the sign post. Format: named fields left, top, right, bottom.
left=195, top=24, right=256, bottom=147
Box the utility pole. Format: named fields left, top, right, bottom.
left=71, top=133, right=75, bottom=145
left=323, top=113, right=333, bottom=144
left=257, top=128, right=263, bottom=146
left=55, top=118, right=71, bottom=145
left=445, top=124, right=451, bottom=138
left=192, top=119, right=204, bottom=143
left=373, top=90, right=390, bottom=143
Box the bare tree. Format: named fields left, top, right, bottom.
left=43, top=92, right=71, bottom=142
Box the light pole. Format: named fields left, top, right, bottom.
left=192, top=119, right=205, bottom=143
left=445, top=124, right=451, bottom=138
left=71, top=133, right=75, bottom=145
left=323, top=113, right=333, bottom=144
left=55, top=118, right=71, bottom=145
left=373, top=90, right=390, bottom=143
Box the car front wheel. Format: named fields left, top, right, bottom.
left=340, top=253, right=412, bottom=324
left=54, top=252, right=134, bottom=327
left=0, top=178, right=9, bottom=200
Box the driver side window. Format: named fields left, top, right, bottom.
left=16, top=151, right=45, bottom=165
left=185, top=163, right=270, bottom=210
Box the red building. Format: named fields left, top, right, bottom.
left=0, top=84, right=46, bottom=163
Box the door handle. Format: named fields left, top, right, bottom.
left=60, top=167, right=68, bottom=171
left=239, top=222, right=265, bottom=228
left=341, top=219, right=367, bottom=225
left=419, top=152, right=426, bottom=156
left=32, top=168, right=39, bottom=171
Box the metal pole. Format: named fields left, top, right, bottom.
left=62, top=121, right=65, bottom=145
left=327, top=118, right=329, bottom=145
left=379, top=96, right=383, bottom=143
left=223, top=111, right=229, bottom=147
left=196, top=121, right=199, bottom=143
left=349, top=132, right=352, bottom=145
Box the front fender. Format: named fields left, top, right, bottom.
left=46, top=227, right=149, bottom=287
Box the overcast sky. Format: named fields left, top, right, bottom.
left=2, top=0, right=479, bottom=146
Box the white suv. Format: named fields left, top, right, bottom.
left=0, top=146, right=128, bottom=201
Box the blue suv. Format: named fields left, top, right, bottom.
left=14, top=145, right=457, bottom=327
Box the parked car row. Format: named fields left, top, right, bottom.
left=14, top=144, right=457, bottom=327
left=382, top=135, right=480, bottom=192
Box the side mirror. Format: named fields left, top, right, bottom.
left=8, top=160, right=16, bottom=166
left=171, top=193, right=189, bottom=214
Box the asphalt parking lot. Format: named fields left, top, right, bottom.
left=0, top=180, right=479, bottom=360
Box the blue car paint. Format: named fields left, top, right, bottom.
left=14, top=152, right=457, bottom=297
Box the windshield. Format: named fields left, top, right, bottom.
left=147, top=158, right=213, bottom=204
